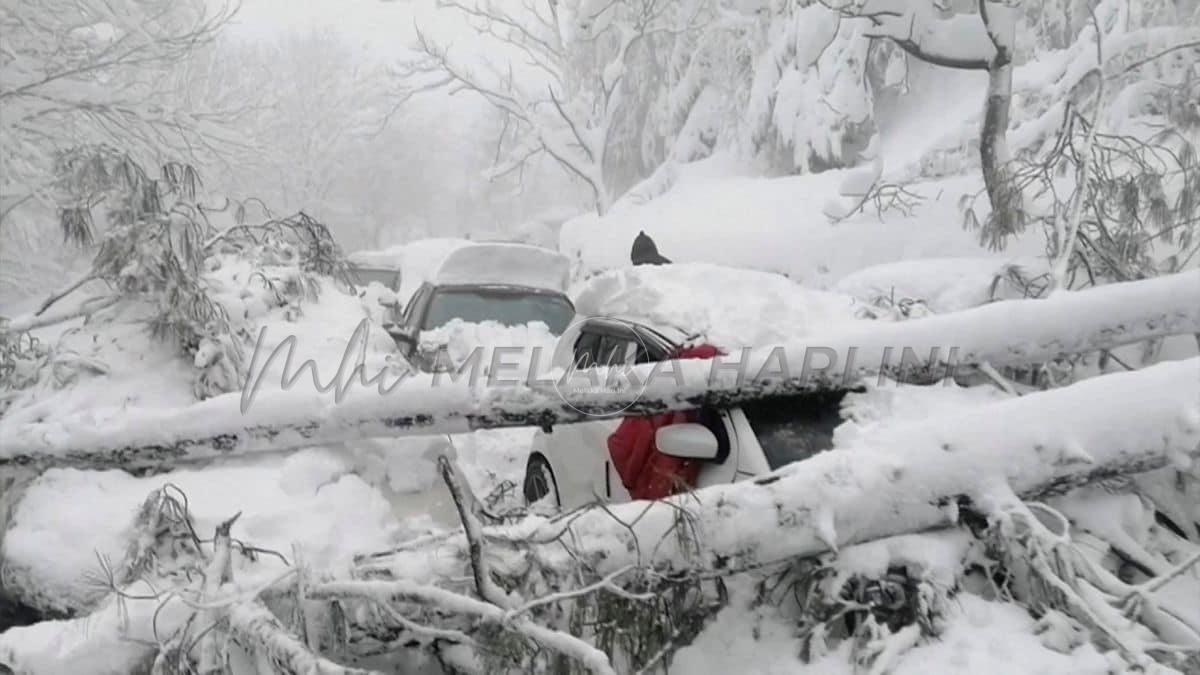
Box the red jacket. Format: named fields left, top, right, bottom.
left=607, top=344, right=723, bottom=500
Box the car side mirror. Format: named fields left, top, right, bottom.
left=655, top=423, right=719, bottom=460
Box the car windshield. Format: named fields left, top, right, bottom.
left=422, top=287, right=574, bottom=335
left=349, top=266, right=399, bottom=290
left=740, top=391, right=847, bottom=470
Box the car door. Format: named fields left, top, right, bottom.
left=392, top=283, right=432, bottom=359
left=579, top=324, right=640, bottom=504
left=538, top=320, right=639, bottom=507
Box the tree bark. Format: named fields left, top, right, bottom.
left=976, top=0, right=1023, bottom=248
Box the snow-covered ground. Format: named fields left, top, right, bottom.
left=4, top=35, right=1200, bottom=675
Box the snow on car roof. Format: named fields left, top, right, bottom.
left=348, top=238, right=473, bottom=303
left=434, top=242, right=570, bottom=292
left=571, top=263, right=862, bottom=349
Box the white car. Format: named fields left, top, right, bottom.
left=522, top=315, right=848, bottom=508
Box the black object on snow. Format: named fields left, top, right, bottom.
left=631, top=230, right=672, bottom=265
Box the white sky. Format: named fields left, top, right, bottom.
left=218, top=0, right=423, bottom=58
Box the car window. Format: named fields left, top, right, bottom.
left=572, top=331, right=603, bottom=368
left=422, top=288, right=574, bottom=334
left=740, top=391, right=847, bottom=470
left=596, top=336, right=632, bottom=366
left=566, top=329, right=633, bottom=365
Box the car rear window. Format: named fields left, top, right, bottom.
left=740, top=391, right=847, bottom=470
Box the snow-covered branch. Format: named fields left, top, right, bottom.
left=0, top=0, right=238, bottom=206
left=365, top=356, right=1200, bottom=581
left=308, top=579, right=617, bottom=674
left=846, top=0, right=996, bottom=70
left=1, top=270, right=1197, bottom=470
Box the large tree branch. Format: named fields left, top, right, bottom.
left=363, top=357, right=1200, bottom=583
left=1, top=271, right=1197, bottom=471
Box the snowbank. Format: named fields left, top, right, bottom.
left=2, top=457, right=401, bottom=614
left=572, top=262, right=862, bottom=347
left=834, top=257, right=1047, bottom=313
left=559, top=163, right=1045, bottom=285
left=0, top=262, right=396, bottom=432
left=669, top=581, right=1109, bottom=675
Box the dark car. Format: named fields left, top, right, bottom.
left=386, top=243, right=575, bottom=371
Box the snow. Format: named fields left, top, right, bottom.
left=669, top=581, right=813, bottom=674
left=560, top=160, right=1045, bottom=287
left=347, top=237, right=472, bottom=303
left=434, top=242, right=571, bottom=292
left=2, top=460, right=401, bottom=615
left=5, top=2, right=1200, bottom=671
left=4, top=270, right=1197, bottom=469
left=572, top=262, right=862, bottom=347
left=835, top=377, right=1013, bottom=449
left=834, top=256, right=1046, bottom=313
left=670, top=581, right=1110, bottom=675
left=887, top=595, right=1109, bottom=675
left=418, top=318, right=560, bottom=375
left=0, top=261, right=398, bottom=433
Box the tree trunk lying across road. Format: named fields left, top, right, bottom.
left=359, top=357, right=1200, bottom=583
left=1, top=270, right=1198, bottom=472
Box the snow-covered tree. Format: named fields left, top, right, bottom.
left=397, top=0, right=707, bottom=214
left=828, top=0, right=1200, bottom=292
left=0, top=0, right=238, bottom=300
left=742, top=2, right=884, bottom=174
left=0, top=0, right=234, bottom=218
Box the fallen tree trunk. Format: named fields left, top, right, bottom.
left=2, top=361, right=1195, bottom=672
left=2, top=271, right=1197, bottom=472
left=357, top=357, right=1200, bottom=583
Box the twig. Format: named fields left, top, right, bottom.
left=503, top=565, right=653, bottom=620
left=3, top=294, right=119, bottom=335
left=34, top=274, right=97, bottom=316
left=310, top=580, right=617, bottom=675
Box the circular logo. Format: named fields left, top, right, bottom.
left=551, top=316, right=653, bottom=418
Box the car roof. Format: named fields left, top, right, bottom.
left=434, top=242, right=570, bottom=291
left=574, top=315, right=690, bottom=348
left=429, top=282, right=573, bottom=299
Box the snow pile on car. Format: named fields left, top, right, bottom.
left=348, top=237, right=472, bottom=303
left=572, top=262, right=862, bottom=348
left=434, top=242, right=571, bottom=292
left=417, top=317, right=560, bottom=375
